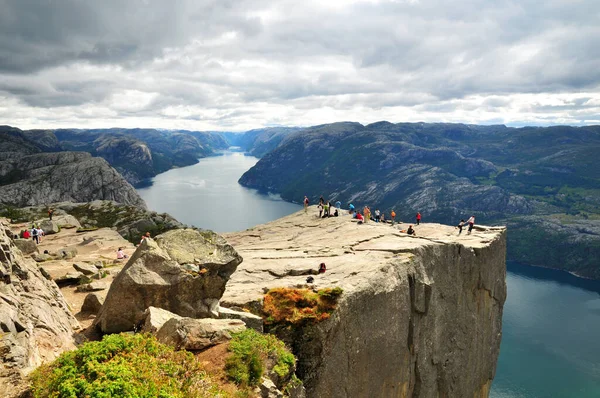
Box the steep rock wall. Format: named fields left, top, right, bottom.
left=223, top=208, right=506, bottom=398
left=0, top=221, right=79, bottom=397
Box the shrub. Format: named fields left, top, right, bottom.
left=263, top=287, right=343, bottom=326
left=30, top=333, right=225, bottom=398
left=225, top=329, right=295, bottom=387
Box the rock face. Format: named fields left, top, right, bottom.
left=155, top=317, right=246, bottom=351
left=0, top=151, right=146, bottom=208
left=94, top=228, right=243, bottom=333
left=0, top=221, right=79, bottom=396
left=223, top=208, right=507, bottom=398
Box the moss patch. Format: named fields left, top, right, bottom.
left=30, top=333, right=226, bottom=398
left=225, top=329, right=296, bottom=388
left=263, top=287, right=343, bottom=326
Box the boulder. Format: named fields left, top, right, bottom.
left=57, top=247, right=77, bottom=259
left=12, top=239, right=38, bottom=255
left=73, top=262, right=99, bottom=275
left=76, top=282, right=107, bottom=292
left=39, top=220, right=60, bottom=235
left=155, top=317, right=246, bottom=351
left=218, top=306, right=263, bottom=332
left=81, top=293, right=105, bottom=314
left=54, top=214, right=81, bottom=229
left=141, top=307, right=182, bottom=333
left=258, top=378, right=284, bottom=398
left=94, top=229, right=242, bottom=334
left=31, top=253, right=52, bottom=262
left=54, top=271, right=84, bottom=285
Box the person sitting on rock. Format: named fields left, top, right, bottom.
left=140, top=231, right=151, bottom=244
left=406, top=225, right=416, bottom=236
left=356, top=212, right=364, bottom=224
left=23, top=229, right=30, bottom=239
left=318, top=262, right=326, bottom=274
left=117, top=247, right=128, bottom=260
left=333, top=209, right=339, bottom=217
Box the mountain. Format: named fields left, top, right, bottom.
left=221, top=127, right=303, bottom=157
left=239, top=121, right=600, bottom=278
left=0, top=126, right=230, bottom=186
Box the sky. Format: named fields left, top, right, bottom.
left=0, top=0, right=599, bottom=131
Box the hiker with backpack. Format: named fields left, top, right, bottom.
left=31, top=226, right=39, bottom=244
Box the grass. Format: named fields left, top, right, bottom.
left=30, top=333, right=226, bottom=398
left=263, top=287, right=343, bottom=326
left=225, top=329, right=296, bottom=388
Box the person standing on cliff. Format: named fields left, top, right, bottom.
left=318, top=203, right=323, bottom=218
left=416, top=212, right=421, bottom=225
left=303, top=196, right=309, bottom=213
left=466, top=215, right=475, bottom=234
left=319, top=196, right=324, bottom=205
left=391, top=210, right=396, bottom=225
left=48, top=207, right=54, bottom=221
left=457, top=219, right=465, bottom=235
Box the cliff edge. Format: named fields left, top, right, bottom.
left=224, top=207, right=506, bottom=397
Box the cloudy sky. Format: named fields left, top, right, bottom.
left=1, top=0, right=599, bottom=131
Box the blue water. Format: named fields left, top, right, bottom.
left=136, top=150, right=301, bottom=233
left=491, top=262, right=600, bottom=397
left=137, top=150, right=600, bottom=397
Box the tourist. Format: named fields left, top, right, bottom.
left=391, top=210, right=396, bottom=225
left=374, top=209, right=381, bottom=222
left=318, top=203, right=323, bottom=218
left=381, top=213, right=386, bottom=223
left=333, top=209, right=339, bottom=217
left=466, top=215, right=475, bottom=234
left=318, top=262, right=326, bottom=274
left=348, top=203, right=355, bottom=214
left=319, top=195, right=324, bottom=205
left=356, top=212, right=364, bottom=224
left=117, top=247, right=128, bottom=260
left=416, top=212, right=421, bottom=225
left=140, top=231, right=151, bottom=244
left=23, top=229, right=30, bottom=239
left=363, top=206, right=370, bottom=223
left=48, top=208, right=54, bottom=221
left=31, top=227, right=39, bottom=244
left=303, top=196, right=309, bottom=213
left=335, top=200, right=341, bottom=209
left=36, top=227, right=44, bottom=243
left=407, top=225, right=416, bottom=236
left=323, top=202, right=330, bottom=218
left=457, top=219, right=465, bottom=235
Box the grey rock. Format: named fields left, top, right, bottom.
left=57, top=247, right=77, bottom=259
left=55, top=271, right=84, bottom=284
left=0, top=152, right=146, bottom=208
left=73, top=262, right=99, bottom=276
left=81, top=293, right=105, bottom=314
left=94, top=228, right=243, bottom=334
left=155, top=317, right=246, bottom=351
left=12, top=239, right=38, bottom=255
left=76, top=282, right=107, bottom=292
left=141, top=307, right=182, bottom=334
left=218, top=306, right=263, bottom=332
left=31, top=253, right=52, bottom=262
left=39, top=220, right=60, bottom=235
left=0, top=220, right=79, bottom=394
left=223, top=211, right=507, bottom=398
left=259, top=377, right=284, bottom=398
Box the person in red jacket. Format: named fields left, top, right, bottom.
left=23, top=229, right=30, bottom=239
left=356, top=212, right=364, bottom=224
left=416, top=212, right=422, bottom=225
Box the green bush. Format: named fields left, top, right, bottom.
left=225, top=329, right=295, bottom=387
left=30, top=333, right=224, bottom=398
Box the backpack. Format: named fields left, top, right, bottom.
left=32, top=229, right=38, bottom=237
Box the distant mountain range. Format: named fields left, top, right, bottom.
left=239, top=121, right=600, bottom=279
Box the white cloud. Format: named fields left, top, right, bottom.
left=0, top=0, right=599, bottom=130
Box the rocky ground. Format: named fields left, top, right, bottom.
left=4, top=218, right=135, bottom=330
left=223, top=205, right=503, bottom=306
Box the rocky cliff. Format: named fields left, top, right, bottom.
left=238, top=121, right=600, bottom=278
left=223, top=208, right=506, bottom=397
left=0, top=152, right=146, bottom=208
left=0, top=221, right=79, bottom=397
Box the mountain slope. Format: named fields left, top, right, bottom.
left=239, top=121, right=600, bottom=278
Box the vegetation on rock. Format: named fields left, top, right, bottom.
left=30, top=333, right=224, bottom=398
left=263, top=287, right=343, bottom=326
left=225, top=329, right=296, bottom=387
